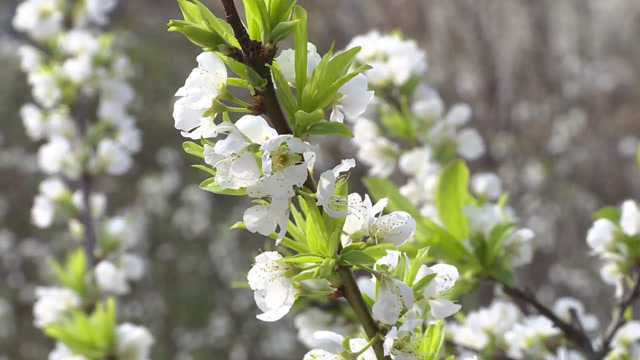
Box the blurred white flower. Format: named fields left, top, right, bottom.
left=33, top=287, right=80, bottom=328
left=586, top=219, right=616, bottom=254
left=13, top=0, right=63, bottom=40
left=95, top=261, right=130, bottom=295
left=116, top=323, right=154, bottom=360
left=620, top=200, right=640, bottom=236
left=49, top=343, right=87, bottom=360
left=553, top=297, right=599, bottom=332
left=330, top=74, right=374, bottom=123
left=471, top=172, right=502, bottom=200
left=456, top=128, right=485, bottom=160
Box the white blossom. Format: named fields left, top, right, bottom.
left=456, top=128, right=485, bottom=160
left=372, top=277, right=414, bottom=325
left=116, top=323, right=154, bottom=360
left=33, top=287, right=81, bottom=328
left=347, top=31, right=427, bottom=87
left=586, top=219, right=616, bottom=254
left=343, top=193, right=415, bottom=246
left=95, top=261, right=130, bottom=295
left=504, top=228, right=535, bottom=267
left=93, top=139, right=133, bottom=175
left=620, top=200, right=640, bottom=236
left=49, top=343, right=87, bottom=360
left=330, top=74, right=374, bottom=123
left=84, top=0, right=118, bottom=26
left=13, top=0, right=63, bottom=40
left=415, top=264, right=461, bottom=319
left=317, top=159, right=356, bottom=218
left=247, top=251, right=296, bottom=322
left=275, top=43, right=322, bottom=85
left=471, top=172, right=502, bottom=200
left=505, top=316, right=559, bottom=359
left=173, top=52, right=227, bottom=138
left=28, top=70, right=62, bottom=109
left=18, top=45, right=42, bottom=72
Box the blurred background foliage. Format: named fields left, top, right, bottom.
left=1, top=0, right=640, bottom=358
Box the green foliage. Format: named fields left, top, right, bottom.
left=169, top=0, right=240, bottom=51
left=51, top=249, right=88, bottom=298
left=418, top=321, right=445, bottom=359
left=293, top=5, right=308, bottom=95
left=183, top=141, right=204, bottom=159
left=199, top=177, right=248, bottom=196
left=436, top=160, right=471, bottom=241
left=218, top=54, right=267, bottom=88
left=243, top=0, right=298, bottom=42
left=364, top=177, right=472, bottom=265
left=306, top=122, right=353, bottom=138
left=593, top=206, right=621, bottom=223
left=44, top=299, right=117, bottom=359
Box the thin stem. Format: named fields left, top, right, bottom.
left=598, top=271, right=640, bottom=357
left=499, top=282, right=596, bottom=358
left=73, top=94, right=98, bottom=268
left=338, top=266, right=385, bottom=360
left=217, top=2, right=386, bottom=358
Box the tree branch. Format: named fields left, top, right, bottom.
left=598, top=271, right=640, bottom=357
left=73, top=95, right=99, bottom=268
left=338, top=266, right=386, bottom=359
left=217, top=2, right=386, bottom=358
left=499, top=282, right=596, bottom=358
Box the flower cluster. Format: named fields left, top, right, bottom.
left=169, top=1, right=465, bottom=358
left=586, top=200, right=640, bottom=297
left=14, top=0, right=152, bottom=358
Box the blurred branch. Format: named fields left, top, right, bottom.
left=598, top=270, right=640, bottom=357
left=498, top=281, right=596, bottom=358
left=73, top=94, right=99, bottom=268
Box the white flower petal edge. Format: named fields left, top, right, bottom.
left=372, top=277, right=414, bottom=325
left=317, top=159, right=356, bottom=218
left=247, top=251, right=296, bottom=322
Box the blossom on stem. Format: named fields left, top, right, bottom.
left=317, top=159, right=356, bottom=218
left=173, top=52, right=227, bottom=138
left=247, top=251, right=296, bottom=322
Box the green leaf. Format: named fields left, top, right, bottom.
left=593, top=206, right=621, bottom=223
left=282, top=254, right=325, bottom=264
left=307, top=122, right=353, bottom=138
left=218, top=53, right=267, bottom=88
left=242, top=0, right=262, bottom=40
left=191, top=164, right=216, bottom=176
left=168, top=20, right=225, bottom=50
left=51, top=249, right=88, bottom=298
left=339, top=249, right=375, bottom=266
left=199, top=177, right=247, bottom=196
left=436, top=160, right=471, bottom=241
left=294, top=109, right=324, bottom=136
left=364, top=177, right=420, bottom=218
left=177, top=0, right=202, bottom=23
left=419, top=321, right=445, bottom=360
left=293, top=5, right=308, bottom=96
left=44, top=299, right=117, bottom=359
left=192, top=0, right=241, bottom=49
left=300, top=196, right=330, bottom=256
left=271, top=63, right=298, bottom=119
left=637, top=146, right=640, bottom=169
left=270, top=19, right=299, bottom=42
left=183, top=141, right=204, bottom=158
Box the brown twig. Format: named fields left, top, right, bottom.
left=499, top=282, right=596, bottom=358
left=598, top=271, right=640, bottom=357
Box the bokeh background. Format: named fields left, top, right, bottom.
left=1, top=0, right=640, bottom=358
